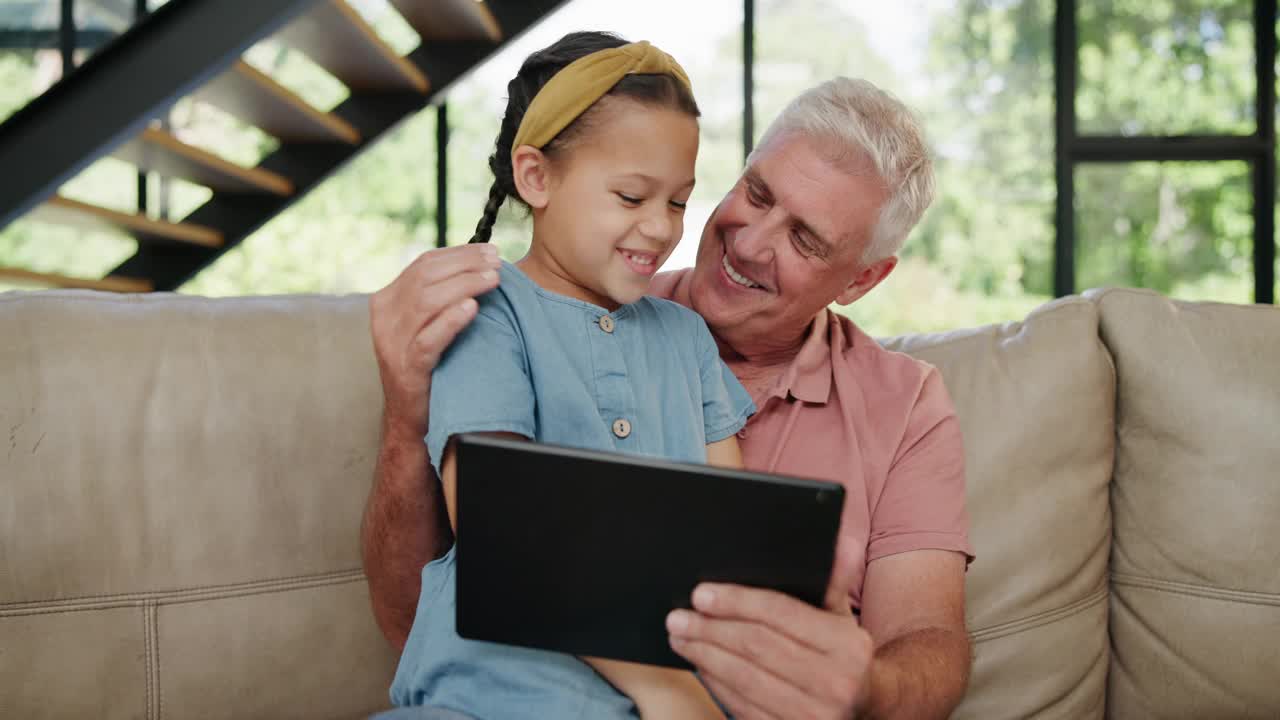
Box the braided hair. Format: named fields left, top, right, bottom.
left=468, top=31, right=701, bottom=244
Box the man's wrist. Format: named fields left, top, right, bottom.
left=858, top=654, right=900, bottom=720
left=377, top=408, right=430, bottom=484
left=380, top=402, right=428, bottom=446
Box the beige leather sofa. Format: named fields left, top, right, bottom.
left=3, top=286, right=1278, bottom=719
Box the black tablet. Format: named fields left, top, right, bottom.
left=454, top=433, right=845, bottom=669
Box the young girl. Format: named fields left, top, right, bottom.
left=389, top=32, right=753, bottom=720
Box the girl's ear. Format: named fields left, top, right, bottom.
left=512, top=145, right=554, bottom=209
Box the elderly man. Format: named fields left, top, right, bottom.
left=363, top=77, right=973, bottom=719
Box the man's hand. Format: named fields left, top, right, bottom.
left=369, top=243, right=502, bottom=438
left=666, top=579, right=872, bottom=720
left=667, top=550, right=970, bottom=720
left=362, top=243, right=501, bottom=651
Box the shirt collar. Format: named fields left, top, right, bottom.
left=766, top=309, right=840, bottom=405
left=656, top=270, right=841, bottom=405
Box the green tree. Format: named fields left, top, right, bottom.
left=917, top=0, right=1255, bottom=310
left=1, top=0, right=1267, bottom=319
left=1074, top=0, right=1254, bottom=301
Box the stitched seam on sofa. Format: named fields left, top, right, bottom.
left=0, top=567, right=364, bottom=607
left=0, top=569, right=366, bottom=615
left=1108, top=581, right=1255, bottom=707
left=142, top=603, right=152, bottom=720
left=968, top=584, right=1108, bottom=644
left=150, top=601, right=162, bottom=720
left=148, top=602, right=159, bottom=720
left=1112, top=573, right=1280, bottom=607
left=154, top=601, right=164, bottom=720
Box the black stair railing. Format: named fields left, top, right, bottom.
left=0, top=0, right=318, bottom=229
left=111, top=0, right=567, bottom=291
left=0, top=0, right=568, bottom=291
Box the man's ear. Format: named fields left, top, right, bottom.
left=835, top=255, right=897, bottom=306
left=512, top=145, right=554, bottom=209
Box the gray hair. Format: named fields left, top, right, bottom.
left=751, top=77, right=935, bottom=263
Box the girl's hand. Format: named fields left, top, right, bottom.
left=584, top=657, right=725, bottom=720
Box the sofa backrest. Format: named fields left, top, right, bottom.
left=4, top=286, right=1275, bottom=719
left=1089, top=288, right=1280, bottom=718
left=1, top=291, right=397, bottom=719
left=883, top=297, right=1116, bottom=718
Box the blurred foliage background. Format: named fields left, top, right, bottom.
left=0, top=0, right=1272, bottom=335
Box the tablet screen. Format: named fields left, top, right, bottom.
left=455, top=433, right=845, bottom=668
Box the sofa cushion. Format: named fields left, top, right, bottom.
left=1091, top=288, right=1280, bottom=718
left=0, top=290, right=396, bottom=719
left=882, top=296, right=1116, bottom=719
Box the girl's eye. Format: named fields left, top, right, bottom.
left=669, top=200, right=688, bottom=211
left=617, top=193, right=642, bottom=205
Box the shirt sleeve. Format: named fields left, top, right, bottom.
left=867, top=367, right=975, bottom=565
left=694, top=317, right=756, bottom=443
left=424, top=308, right=536, bottom=477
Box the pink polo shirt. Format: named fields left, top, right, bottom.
left=650, top=270, right=973, bottom=610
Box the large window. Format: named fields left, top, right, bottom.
left=0, top=0, right=170, bottom=124
left=0, top=0, right=151, bottom=283
left=754, top=0, right=1273, bottom=336
left=3, top=0, right=1274, bottom=318
left=1061, top=0, right=1274, bottom=307
left=757, top=0, right=1055, bottom=335
left=185, top=0, right=1279, bottom=313
left=1074, top=0, right=1259, bottom=303
left=183, top=0, right=431, bottom=295
left=1077, top=0, right=1254, bottom=136
left=441, top=0, right=744, bottom=273
left=1075, top=161, right=1252, bottom=302
left=196, top=0, right=746, bottom=293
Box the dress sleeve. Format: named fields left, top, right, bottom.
left=424, top=308, right=536, bottom=476
left=694, top=317, right=756, bottom=444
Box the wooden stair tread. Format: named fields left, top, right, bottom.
left=277, top=0, right=429, bottom=93
left=388, top=0, right=503, bottom=42
left=0, top=266, right=152, bottom=293
left=112, top=128, right=294, bottom=196
left=30, top=196, right=223, bottom=248
left=194, top=61, right=361, bottom=144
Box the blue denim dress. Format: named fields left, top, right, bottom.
left=389, top=262, right=754, bottom=719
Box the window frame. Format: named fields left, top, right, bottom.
left=1054, top=0, right=1277, bottom=303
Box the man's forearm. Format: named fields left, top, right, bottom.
left=361, top=418, right=452, bottom=652
left=864, top=627, right=971, bottom=720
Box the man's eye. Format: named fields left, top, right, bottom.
left=791, top=232, right=814, bottom=256
left=745, top=186, right=765, bottom=207
left=616, top=193, right=642, bottom=205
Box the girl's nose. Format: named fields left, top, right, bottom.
left=639, top=209, right=676, bottom=243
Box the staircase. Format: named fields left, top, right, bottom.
left=0, top=0, right=565, bottom=292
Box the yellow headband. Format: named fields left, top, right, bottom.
left=511, top=40, right=693, bottom=154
